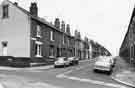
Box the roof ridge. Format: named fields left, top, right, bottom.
left=6, top=0, right=76, bottom=37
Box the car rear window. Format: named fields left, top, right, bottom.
left=64, top=58, right=67, bottom=60
left=56, top=57, right=68, bottom=61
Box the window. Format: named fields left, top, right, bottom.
left=63, top=35, right=65, bottom=44
left=35, top=41, right=42, bottom=57
left=67, top=39, right=69, bottom=46
left=129, top=29, right=133, bottom=40
left=64, top=36, right=66, bottom=44
left=36, top=25, right=41, bottom=37
left=49, top=46, right=54, bottom=57
left=50, top=31, right=54, bottom=41
left=2, top=5, right=9, bottom=18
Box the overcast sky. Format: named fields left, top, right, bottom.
left=1, top=0, right=135, bottom=56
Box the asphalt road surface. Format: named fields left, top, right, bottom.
left=0, top=60, right=131, bottom=88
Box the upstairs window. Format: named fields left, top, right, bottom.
left=36, top=25, right=41, bottom=37
left=63, top=35, right=65, bottom=44
left=67, top=39, right=69, bottom=46
left=50, top=31, right=54, bottom=41
left=3, top=5, right=9, bottom=18
left=64, top=36, right=66, bottom=44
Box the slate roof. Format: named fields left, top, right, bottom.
left=120, top=6, right=135, bottom=48
left=7, top=0, right=60, bottom=31
left=6, top=0, right=76, bottom=38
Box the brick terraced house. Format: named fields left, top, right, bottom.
left=0, top=0, right=90, bottom=63
left=119, top=6, right=135, bottom=66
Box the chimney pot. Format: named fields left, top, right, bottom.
left=14, top=2, right=18, bottom=6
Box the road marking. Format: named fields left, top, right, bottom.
left=57, top=74, right=127, bottom=88
left=28, top=82, right=62, bottom=88
left=56, top=64, right=128, bottom=88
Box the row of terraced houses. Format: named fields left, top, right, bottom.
left=120, top=6, right=135, bottom=66
left=0, top=0, right=111, bottom=64
left=0, top=0, right=90, bottom=63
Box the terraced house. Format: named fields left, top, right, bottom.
left=0, top=0, right=89, bottom=63
left=119, top=6, right=135, bottom=66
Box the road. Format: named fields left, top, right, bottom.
left=0, top=60, right=131, bottom=88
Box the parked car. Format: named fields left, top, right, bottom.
left=68, top=57, right=79, bottom=65
left=67, top=57, right=74, bottom=65
left=93, top=56, right=113, bottom=75
left=112, top=56, right=117, bottom=67
left=107, top=56, right=116, bottom=67
left=74, top=57, right=79, bottom=65
left=54, top=57, right=70, bottom=68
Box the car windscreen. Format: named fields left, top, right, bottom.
left=68, top=57, right=74, bottom=60
left=56, top=57, right=65, bottom=61
left=97, top=58, right=110, bottom=62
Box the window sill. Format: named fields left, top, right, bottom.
left=49, top=56, right=55, bottom=58
left=35, top=41, right=43, bottom=45
left=50, top=40, right=55, bottom=42
left=35, top=55, right=42, bottom=58
left=36, top=35, right=42, bottom=38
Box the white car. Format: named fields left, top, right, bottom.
left=54, top=57, right=70, bottom=68
left=93, top=56, right=113, bottom=75
left=106, top=56, right=116, bottom=67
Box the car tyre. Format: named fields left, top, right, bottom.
left=76, top=61, right=79, bottom=65
left=107, top=69, right=112, bottom=75
left=54, top=65, right=57, bottom=68
left=63, top=64, right=66, bottom=68
left=94, top=69, right=97, bottom=72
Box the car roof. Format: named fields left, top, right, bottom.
left=68, top=57, right=75, bottom=58
left=57, top=57, right=66, bottom=59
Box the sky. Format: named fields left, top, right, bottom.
left=1, top=0, right=135, bottom=56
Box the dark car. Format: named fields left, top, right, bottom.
left=68, top=57, right=79, bottom=65
left=74, top=57, right=79, bottom=65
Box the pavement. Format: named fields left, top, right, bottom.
left=0, top=59, right=90, bottom=71
left=112, top=70, right=135, bottom=87
left=111, top=56, right=135, bottom=88
left=0, top=65, right=54, bottom=71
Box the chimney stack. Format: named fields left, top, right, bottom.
left=54, top=18, right=60, bottom=29
left=61, top=21, right=65, bottom=32
left=14, top=2, right=18, bottom=6
left=66, top=24, right=71, bottom=35
left=30, top=2, right=38, bottom=16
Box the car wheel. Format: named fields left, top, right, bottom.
left=107, top=70, right=112, bottom=75
left=76, top=61, right=79, bottom=65
left=54, top=65, right=57, bottom=68
left=94, top=69, right=97, bottom=72
left=64, top=64, right=66, bottom=68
